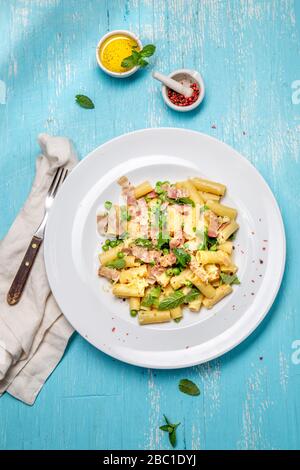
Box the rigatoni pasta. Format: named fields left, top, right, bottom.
left=97, top=175, right=240, bottom=325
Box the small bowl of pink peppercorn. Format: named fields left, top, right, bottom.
left=161, top=69, right=205, bottom=112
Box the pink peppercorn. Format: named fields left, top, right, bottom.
left=167, top=82, right=200, bottom=107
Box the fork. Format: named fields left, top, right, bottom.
left=7, top=167, right=68, bottom=306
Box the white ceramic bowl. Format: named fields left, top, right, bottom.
left=96, top=30, right=143, bottom=78
left=161, top=69, right=205, bottom=112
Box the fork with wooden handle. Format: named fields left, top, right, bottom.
left=7, top=167, right=68, bottom=306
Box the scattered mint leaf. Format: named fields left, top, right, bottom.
left=75, top=94, right=95, bottom=109
left=220, top=273, right=241, bottom=285
left=160, top=415, right=180, bottom=449
left=179, top=379, right=200, bottom=396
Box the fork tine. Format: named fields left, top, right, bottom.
left=62, top=168, right=68, bottom=183
left=51, top=167, right=67, bottom=197
left=47, top=168, right=61, bottom=196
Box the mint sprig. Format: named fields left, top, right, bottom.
left=121, top=44, right=156, bottom=68
left=158, top=288, right=200, bottom=311
left=160, top=415, right=180, bottom=448
left=173, top=248, right=191, bottom=268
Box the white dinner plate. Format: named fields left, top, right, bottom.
left=44, top=128, right=286, bottom=369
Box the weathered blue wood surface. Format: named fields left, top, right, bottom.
left=0, top=0, right=300, bottom=450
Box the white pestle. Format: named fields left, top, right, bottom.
left=152, top=71, right=193, bottom=98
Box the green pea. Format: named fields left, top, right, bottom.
left=110, top=240, right=117, bottom=248
left=130, top=310, right=138, bottom=317
left=172, top=267, right=180, bottom=276
left=102, top=245, right=109, bottom=252
left=105, top=201, right=112, bottom=211
left=163, top=248, right=169, bottom=255
left=105, top=239, right=111, bottom=245
left=117, top=252, right=125, bottom=259
left=166, top=269, right=173, bottom=276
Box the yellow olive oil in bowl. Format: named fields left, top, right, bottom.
left=97, top=30, right=142, bottom=77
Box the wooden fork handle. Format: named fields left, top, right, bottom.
left=7, top=236, right=43, bottom=306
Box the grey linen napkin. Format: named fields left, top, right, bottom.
left=0, top=133, right=77, bottom=405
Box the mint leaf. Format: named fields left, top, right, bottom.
left=155, top=181, right=166, bottom=194
left=174, top=197, right=195, bottom=207
left=156, top=232, right=170, bottom=250
left=228, top=232, right=237, bottom=241
left=183, top=288, right=200, bottom=303
left=141, top=286, right=161, bottom=308
left=121, top=56, right=136, bottom=68
left=131, top=49, right=140, bottom=61
left=121, top=44, right=156, bottom=69
left=220, top=273, right=240, bottom=285
left=163, top=414, right=171, bottom=425
left=135, top=238, right=153, bottom=248
left=159, top=425, right=173, bottom=433
left=75, top=95, right=95, bottom=109
left=200, top=205, right=209, bottom=213
left=120, top=206, right=131, bottom=221
left=158, top=290, right=186, bottom=310
left=198, top=228, right=217, bottom=251
left=140, top=44, right=156, bottom=57
left=160, top=415, right=180, bottom=449
left=138, top=58, right=149, bottom=67
left=158, top=288, right=199, bottom=310
left=179, top=379, right=200, bottom=396
left=173, top=248, right=191, bottom=268
left=169, top=429, right=176, bottom=448
left=106, top=258, right=126, bottom=270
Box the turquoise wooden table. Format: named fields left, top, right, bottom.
left=0, top=0, right=300, bottom=450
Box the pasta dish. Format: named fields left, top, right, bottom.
left=97, top=176, right=240, bottom=325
